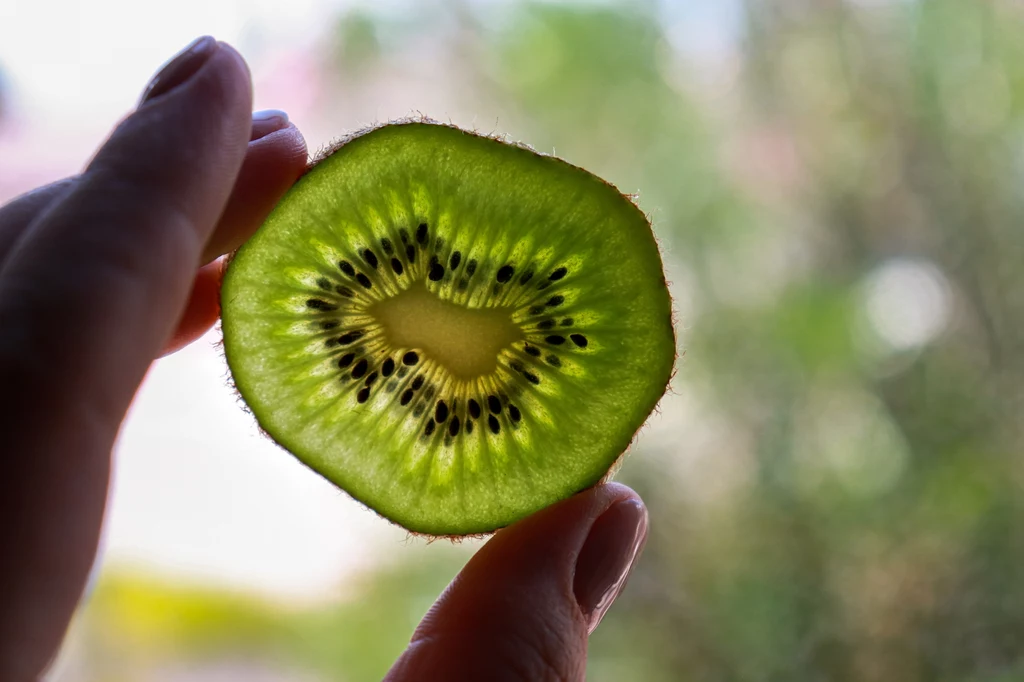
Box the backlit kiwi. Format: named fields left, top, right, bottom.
left=220, top=121, right=675, bottom=535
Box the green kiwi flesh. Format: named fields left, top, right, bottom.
left=220, top=122, right=674, bottom=536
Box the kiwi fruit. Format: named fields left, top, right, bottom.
left=220, top=121, right=674, bottom=536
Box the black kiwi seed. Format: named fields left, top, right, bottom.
left=449, top=251, right=461, bottom=269
left=381, top=358, right=395, bottom=377
left=525, top=345, right=541, bottom=357
left=538, top=319, right=556, bottom=330
left=339, top=260, right=355, bottom=277
left=357, top=387, right=371, bottom=403
left=549, top=267, right=568, bottom=281
left=362, top=249, right=379, bottom=269
left=338, top=353, right=355, bottom=368
left=406, top=244, right=416, bottom=261
left=496, top=265, right=515, bottom=283
left=469, top=399, right=481, bottom=419
left=400, top=389, right=414, bottom=406
left=466, top=419, right=474, bottom=434
left=306, top=299, right=337, bottom=311
left=487, top=395, right=502, bottom=414
left=546, top=355, right=561, bottom=367
left=435, top=400, right=449, bottom=422
left=356, top=273, right=372, bottom=289
left=380, top=237, right=394, bottom=255
left=570, top=334, right=589, bottom=348
left=413, top=404, right=425, bottom=418
left=424, top=419, right=436, bottom=436
left=510, top=360, right=525, bottom=373
left=458, top=278, right=469, bottom=290
left=547, top=295, right=564, bottom=307
left=546, top=335, right=566, bottom=345
left=449, top=416, right=460, bottom=437
left=466, top=259, right=478, bottom=275
left=399, top=228, right=410, bottom=243
left=561, top=318, right=573, bottom=327
left=429, top=262, right=445, bottom=281
left=365, top=371, right=378, bottom=386
left=321, top=321, right=339, bottom=330
left=316, top=277, right=332, bottom=290
left=416, top=222, right=429, bottom=245
left=537, top=280, right=553, bottom=291
left=336, top=285, right=354, bottom=297
left=338, top=330, right=365, bottom=345
left=488, top=415, right=500, bottom=434
left=523, top=371, right=541, bottom=385
left=325, top=337, right=339, bottom=348
left=411, top=375, right=425, bottom=390
left=403, top=351, right=419, bottom=366
left=351, top=359, right=369, bottom=379
left=519, top=269, right=534, bottom=285
left=529, top=306, right=545, bottom=316
left=508, top=405, right=521, bottom=422
left=423, top=385, right=436, bottom=402
left=391, top=258, right=404, bottom=275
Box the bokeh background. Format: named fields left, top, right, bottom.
left=2, top=0, right=1023, bottom=680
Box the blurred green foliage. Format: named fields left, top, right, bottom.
left=77, top=550, right=466, bottom=681
left=72, top=1, right=1024, bottom=680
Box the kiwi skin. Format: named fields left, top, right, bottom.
left=220, top=117, right=677, bottom=537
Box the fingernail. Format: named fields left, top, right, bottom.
left=138, top=36, right=218, bottom=106
left=250, top=109, right=290, bottom=141
left=573, top=497, right=648, bottom=634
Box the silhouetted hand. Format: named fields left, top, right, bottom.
left=0, top=37, right=648, bottom=682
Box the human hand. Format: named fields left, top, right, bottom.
left=0, top=37, right=648, bottom=682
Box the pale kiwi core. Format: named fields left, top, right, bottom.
left=370, top=282, right=522, bottom=379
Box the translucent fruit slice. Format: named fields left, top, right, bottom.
left=220, top=122, right=675, bottom=535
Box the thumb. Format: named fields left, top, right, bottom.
left=385, top=483, right=648, bottom=682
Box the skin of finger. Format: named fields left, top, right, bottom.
left=0, top=124, right=308, bottom=358
left=164, top=124, right=308, bottom=353
left=0, top=122, right=307, bottom=274
left=385, top=483, right=641, bottom=682
left=0, top=178, right=78, bottom=270
left=200, top=122, right=308, bottom=265
left=0, top=45, right=252, bottom=682
left=161, top=258, right=224, bottom=355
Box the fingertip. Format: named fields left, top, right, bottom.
left=200, top=121, right=308, bottom=263
left=253, top=121, right=308, bottom=173
left=572, top=494, right=648, bottom=634
left=216, top=40, right=252, bottom=86
left=251, top=109, right=291, bottom=141
left=386, top=483, right=645, bottom=681
left=135, top=38, right=252, bottom=133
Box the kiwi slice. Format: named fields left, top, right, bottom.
left=221, top=121, right=674, bottom=536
